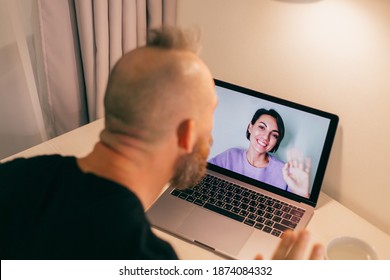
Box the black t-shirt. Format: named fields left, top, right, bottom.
left=0, top=155, right=177, bottom=260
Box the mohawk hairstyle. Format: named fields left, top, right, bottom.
left=147, top=27, right=201, bottom=53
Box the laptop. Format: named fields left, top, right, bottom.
left=147, top=79, right=339, bottom=259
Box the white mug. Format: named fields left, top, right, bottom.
left=326, top=236, right=378, bottom=260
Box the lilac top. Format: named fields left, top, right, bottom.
left=208, top=147, right=287, bottom=190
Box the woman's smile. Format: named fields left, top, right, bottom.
left=256, top=138, right=268, bottom=148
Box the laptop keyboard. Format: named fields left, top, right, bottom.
left=170, top=174, right=305, bottom=238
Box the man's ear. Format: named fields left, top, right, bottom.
left=177, top=119, right=196, bottom=153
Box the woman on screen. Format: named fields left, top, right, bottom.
left=208, top=108, right=310, bottom=198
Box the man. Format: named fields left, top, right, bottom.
left=0, top=27, right=323, bottom=259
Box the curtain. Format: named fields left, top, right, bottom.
left=0, top=0, right=48, bottom=159
left=75, top=0, right=177, bottom=121
left=35, top=0, right=88, bottom=138
left=0, top=0, right=176, bottom=159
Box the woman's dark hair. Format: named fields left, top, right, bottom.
left=246, top=108, right=285, bottom=153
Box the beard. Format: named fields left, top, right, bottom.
left=169, top=137, right=211, bottom=190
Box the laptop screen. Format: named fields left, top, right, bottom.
left=207, top=79, right=338, bottom=207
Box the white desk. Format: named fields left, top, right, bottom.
left=2, top=119, right=390, bottom=259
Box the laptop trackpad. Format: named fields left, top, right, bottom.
left=176, top=207, right=253, bottom=257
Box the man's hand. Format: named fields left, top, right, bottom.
left=255, top=229, right=324, bottom=260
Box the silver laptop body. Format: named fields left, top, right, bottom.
left=147, top=79, right=338, bottom=259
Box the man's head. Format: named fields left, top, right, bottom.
left=103, top=27, right=217, bottom=189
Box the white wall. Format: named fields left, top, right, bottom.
left=177, top=0, right=390, bottom=235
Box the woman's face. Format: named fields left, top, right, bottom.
left=248, top=114, right=280, bottom=154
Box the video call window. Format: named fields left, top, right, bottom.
left=208, top=84, right=332, bottom=198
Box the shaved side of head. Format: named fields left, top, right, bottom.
left=103, top=27, right=209, bottom=144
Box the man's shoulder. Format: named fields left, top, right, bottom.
left=0, top=154, right=75, bottom=177
left=84, top=192, right=178, bottom=259
left=1, top=154, right=73, bottom=168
